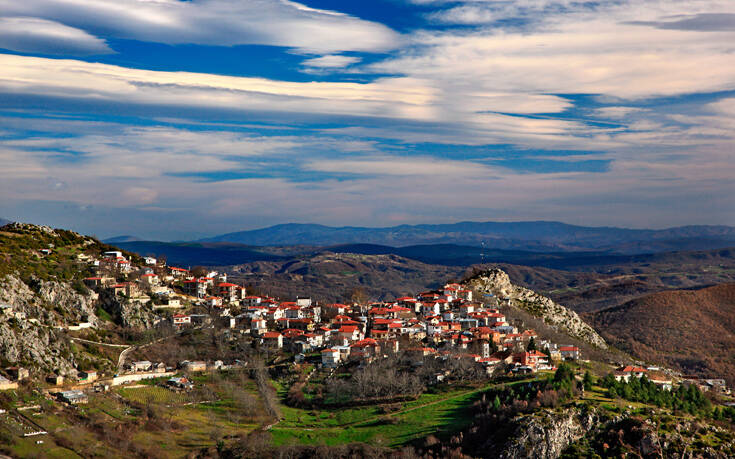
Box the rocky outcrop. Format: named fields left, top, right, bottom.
left=0, top=319, right=76, bottom=374
left=496, top=409, right=595, bottom=459
left=98, top=291, right=157, bottom=329
left=0, top=275, right=103, bottom=374
left=465, top=268, right=607, bottom=348
left=0, top=275, right=99, bottom=326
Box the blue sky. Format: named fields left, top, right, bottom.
left=0, top=0, right=734, bottom=240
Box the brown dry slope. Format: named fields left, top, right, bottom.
left=225, top=252, right=466, bottom=303
left=591, top=283, right=735, bottom=384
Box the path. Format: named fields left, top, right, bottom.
left=69, top=337, right=129, bottom=348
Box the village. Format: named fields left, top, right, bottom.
left=0, top=248, right=725, bottom=396
left=3, top=246, right=727, bottom=405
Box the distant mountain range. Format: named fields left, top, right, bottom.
left=0, top=218, right=10, bottom=226
left=198, top=221, right=735, bottom=254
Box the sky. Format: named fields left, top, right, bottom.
left=0, top=0, right=733, bottom=240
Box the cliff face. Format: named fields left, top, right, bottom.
left=496, top=409, right=594, bottom=459
left=98, top=291, right=157, bottom=329
left=0, top=275, right=98, bottom=373
left=465, top=268, right=607, bottom=348
left=481, top=406, right=734, bottom=459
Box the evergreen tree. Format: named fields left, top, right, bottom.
left=583, top=371, right=594, bottom=391
left=493, top=395, right=501, bottom=411
left=527, top=337, right=537, bottom=351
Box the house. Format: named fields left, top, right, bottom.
left=242, top=296, right=262, bottom=307
left=180, top=361, right=207, bottom=372
left=78, top=370, right=98, bottom=382
left=83, top=277, right=112, bottom=288
left=648, top=373, right=674, bottom=391
left=59, top=390, right=88, bottom=404
left=183, top=279, right=208, bottom=298
left=458, top=303, right=476, bottom=317
left=170, top=267, right=189, bottom=278
left=129, top=361, right=152, bottom=372
left=173, top=314, right=191, bottom=327
left=614, top=366, right=648, bottom=382
left=513, top=351, right=549, bottom=370
left=559, top=346, right=580, bottom=360
left=110, top=282, right=138, bottom=297
left=321, top=348, right=340, bottom=368
left=167, top=376, right=194, bottom=391
left=262, top=331, right=283, bottom=348
left=296, top=297, right=312, bottom=307
left=144, top=256, right=157, bottom=265
left=350, top=338, right=380, bottom=360
left=206, top=296, right=223, bottom=308
left=218, top=283, right=241, bottom=302
left=47, top=374, right=64, bottom=386
left=6, top=367, right=29, bottom=381
left=189, top=314, right=211, bottom=325
left=140, top=273, right=159, bottom=285
left=154, top=298, right=181, bottom=309
left=338, top=325, right=363, bottom=342
left=490, top=351, right=514, bottom=365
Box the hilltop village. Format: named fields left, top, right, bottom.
left=78, top=249, right=578, bottom=380
left=1, top=230, right=724, bottom=397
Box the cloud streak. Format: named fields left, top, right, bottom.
left=0, top=0, right=400, bottom=54
left=0, top=17, right=112, bottom=55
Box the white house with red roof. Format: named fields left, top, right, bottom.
left=217, top=282, right=239, bottom=301
left=338, top=325, right=363, bottom=342
left=349, top=338, right=380, bottom=360
left=140, top=273, right=159, bottom=285
left=261, top=331, right=283, bottom=348
left=559, top=346, right=580, bottom=360
left=615, top=365, right=648, bottom=382
left=173, top=314, right=191, bottom=327
left=321, top=348, right=340, bottom=368
left=183, top=278, right=207, bottom=298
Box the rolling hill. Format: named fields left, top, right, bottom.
left=199, top=221, right=735, bottom=254
left=224, top=252, right=467, bottom=303
left=590, top=283, right=735, bottom=384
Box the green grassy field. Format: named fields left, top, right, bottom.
left=118, top=385, right=195, bottom=405
left=270, top=379, right=537, bottom=448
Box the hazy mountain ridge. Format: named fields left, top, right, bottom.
left=199, top=221, right=735, bottom=253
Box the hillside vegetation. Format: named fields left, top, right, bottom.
left=591, top=283, right=735, bottom=384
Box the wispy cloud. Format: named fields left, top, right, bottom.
left=0, top=17, right=112, bottom=55
left=302, top=54, right=361, bottom=69
left=0, top=0, right=400, bottom=54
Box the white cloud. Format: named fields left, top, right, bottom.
left=302, top=54, right=361, bottom=69
left=0, top=17, right=112, bottom=55
left=708, top=97, right=735, bottom=117
left=0, top=53, right=614, bottom=148
left=0, top=0, right=400, bottom=54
